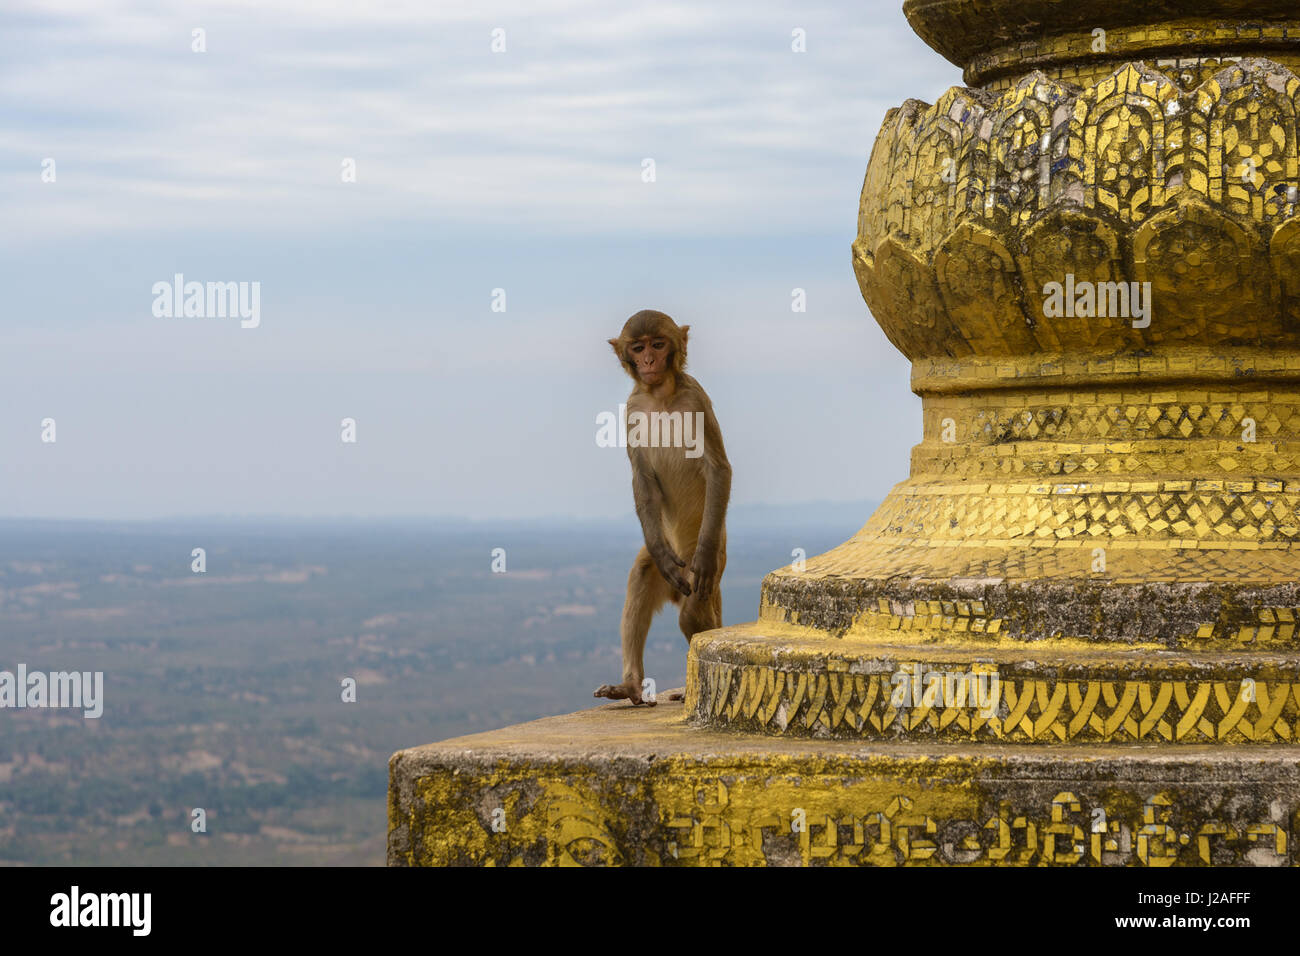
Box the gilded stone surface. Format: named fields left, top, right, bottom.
left=688, top=625, right=1300, bottom=742
left=390, top=1, right=1300, bottom=866
left=388, top=698, right=1300, bottom=866
left=904, top=0, right=1300, bottom=88
left=767, top=14, right=1300, bottom=646
left=854, top=62, right=1300, bottom=354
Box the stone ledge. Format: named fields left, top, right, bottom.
left=388, top=695, right=1300, bottom=866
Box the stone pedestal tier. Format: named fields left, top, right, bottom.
left=688, top=624, right=1300, bottom=743
left=388, top=697, right=1300, bottom=866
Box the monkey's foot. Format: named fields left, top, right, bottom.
left=593, top=683, right=655, bottom=706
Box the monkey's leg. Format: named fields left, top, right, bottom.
left=594, top=547, right=672, bottom=706
left=669, top=548, right=725, bottom=701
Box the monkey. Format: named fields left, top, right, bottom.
left=594, top=310, right=731, bottom=706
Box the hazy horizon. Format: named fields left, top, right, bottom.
left=0, top=497, right=883, bottom=524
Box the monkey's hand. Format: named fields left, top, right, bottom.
left=689, top=547, right=720, bottom=598
left=651, top=544, right=692, bottom=597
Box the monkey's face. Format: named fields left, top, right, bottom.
left=629, top=335, right=672, bottom=385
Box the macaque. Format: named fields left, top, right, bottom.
left=595, top=310, right=731, bottom=706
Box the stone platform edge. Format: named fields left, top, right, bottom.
left=387, top=695, right=1300, bottom=866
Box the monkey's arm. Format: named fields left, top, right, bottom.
left=631, top=455, right=693, bottom=596
left=690, top=400, right=732, bottom=597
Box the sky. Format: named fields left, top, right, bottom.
left=0, top=0, right=964, bottom=520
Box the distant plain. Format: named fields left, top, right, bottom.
left=0, top=505, right=869, bottom=865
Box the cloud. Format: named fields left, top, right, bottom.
left=0, top=0, right=955, bottom=518
left=0, top=0, right=961, bottom=240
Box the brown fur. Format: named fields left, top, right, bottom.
left=594, top=311, right=731, bottom=706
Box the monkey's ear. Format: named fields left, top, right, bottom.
left=678, top=325, right=690, bottom=342
left=608, top=337, right=622, bottom=354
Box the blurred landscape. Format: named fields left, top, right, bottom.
left=0, top=504, right=871, bottom=865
